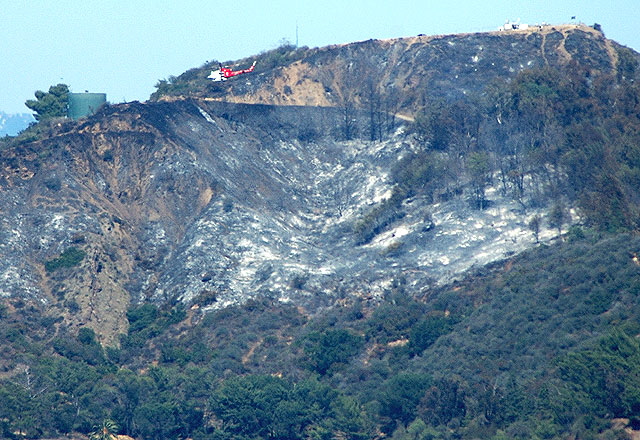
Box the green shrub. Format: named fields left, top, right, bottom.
left=407, top=315, right=454, bottom=356
left=353, top=188, right=406, bottom=244
left=44, top=246, right=86, bottom=273
left=126, top=304, right=160, bottom=333
left=302, top=329, right=364, bottom=375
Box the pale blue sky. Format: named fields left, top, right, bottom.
left=2, top=0, right=638, bottom=114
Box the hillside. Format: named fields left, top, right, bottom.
left=3, top=227, right=640, bottom=439
left=2, top=24, right=635, bottom=343
left=2, top=24, right=640, bottom=439
left=0, top=99, right=556, bottom=346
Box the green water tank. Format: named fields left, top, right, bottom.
left=68, top=92, right=107, bottom=119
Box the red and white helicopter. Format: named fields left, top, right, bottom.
left=208, top=61, right=256, bottom=82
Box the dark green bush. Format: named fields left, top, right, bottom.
left=302, top=329, right=364, bottom=375
left=44, top=246, right=86, bottom=273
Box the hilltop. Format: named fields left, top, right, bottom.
left=153, top=24, right=616, bottom=114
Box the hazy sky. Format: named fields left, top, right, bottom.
left=2, top=0, right=639, bottom=114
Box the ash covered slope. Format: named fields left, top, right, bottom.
left=0, top=98, right=557, bottom=343
left=0, top=100, right=376, bottom=342
left=0, top=102, right=225, bottom=343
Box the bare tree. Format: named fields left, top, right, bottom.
left=337, top=63, right=359, bottom=140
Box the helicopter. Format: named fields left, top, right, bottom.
left=208, top=61, right=256, bottom=81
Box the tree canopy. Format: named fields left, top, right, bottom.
left=25, top=83, right=69, bottom=121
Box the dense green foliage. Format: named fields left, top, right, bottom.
left=24, top=83, right=69, bottom=121
left=209, top=375, right=370, bottom=439
left=301, top=329, right=364, bottom=375
left=558, top=331, right=640, bottom=422
left=44, top=246, right=86, bottom=273
left=2, top=232, right=640, bottom=439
